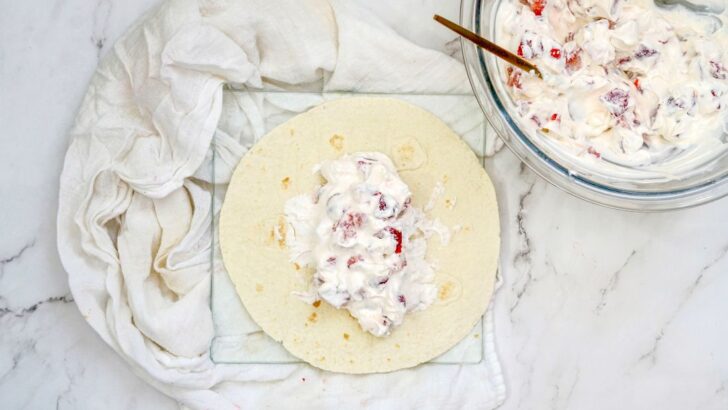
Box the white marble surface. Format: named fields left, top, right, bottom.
left=1, top=0, right=727, bottom=409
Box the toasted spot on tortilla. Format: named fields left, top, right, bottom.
left=439, top=281, right=455, bottom=301
left=391, top=138, right=426, bottom=170
left=275, top=216, right=287, bottom=248
left=329, top=134, right=344, bottom=151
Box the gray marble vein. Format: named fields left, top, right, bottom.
left=594, top=249, right=637, bottom=313
left=91, top=0, right=113, bottom=60
left=0, top=294, right=74, bottom=318
left=0, top=240, right=35, bottom=279
left=510, top=182, right=536, bottom=314
left=636, top=243, right=728, bottom=367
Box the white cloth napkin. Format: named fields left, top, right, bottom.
left=57, top=0, right=506, bottom=408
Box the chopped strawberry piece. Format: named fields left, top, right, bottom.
left=372, top=191, right=390, bottom=212
left=335, top=212, right=365, bottom=239
left=347, top=255, right=363, bottom=268
left=712, top=89, right=719, bottom=97
left=587, top=147, right=601, bottom=158
left=387, top=227, right=403, bottom=254
left=515, top=34, right=543, bottom=59
left=617, top=56, right=632, bottom=65
left=398, top=295, right=407, bottom=306
left=550, top=113, right=560, bottom=121
left=550, top=48, right=561, bottom=59
left=565, top=49, right=582, bottom=72
left=507, top=67, right=523, bottom=89
left=710, top=61, right=727, bottom=80
left=530, top=0, right=546, bottom=16
left=601, top=89, right=630, bottom=116
left=633, top=78, right=642, bottom=92
left=634, top=45, right=658, bottom=59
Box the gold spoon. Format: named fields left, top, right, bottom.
left=433, top=14, right=543, bottom=79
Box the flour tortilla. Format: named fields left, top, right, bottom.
left=219, top=97, right=499, bottom=374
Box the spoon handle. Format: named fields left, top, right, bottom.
left=433, top=14, right=542, bottom=78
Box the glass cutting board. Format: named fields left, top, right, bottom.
left=210, top=90, right=491, bottom=365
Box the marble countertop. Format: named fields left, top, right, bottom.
left=1, top=0, right=727, bottom=409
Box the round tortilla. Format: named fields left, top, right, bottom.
left=219, top=97, right=500, bottom=373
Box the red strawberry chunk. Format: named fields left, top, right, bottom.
left=378, top=195, right=387, bottom=211
left=387, top=227, right=403, bottom=254
left=633, top=78, right=642, bottom=92
left=602, top=89, right=630, bottom=116
left=507, top=67, right=523, bottom=89
left=550, top=48, right=561, bottom=59
left=530, top=0, right=546, bottom=16
left=335, top=212, right=365, bottom=239
left=347, top=255, right=363, bottom=268
left=634, top=45, right=658, bottom=59
left=565, top=49, right=582, bottom=72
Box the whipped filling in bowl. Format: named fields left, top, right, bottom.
left=496, top=0, right=728, bottom=176
left=284, top=152, right=447, bottom=337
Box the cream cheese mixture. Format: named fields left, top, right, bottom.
left=497, top=0, right=728, bottom=172
left=285, top=153, right=445, bottom=337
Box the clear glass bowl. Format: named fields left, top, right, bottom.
left=460, top=0, right=728, bottom=211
